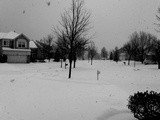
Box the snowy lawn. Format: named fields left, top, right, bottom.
left=0, top=60, right=160, bottom=120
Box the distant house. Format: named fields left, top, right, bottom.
left=29, top=40, right=46, bottom=62
left=119, top=52, right=128, bottom=61
left=144, top=52, right=157, bottom=65
left=29, top=40, right=38, bottom=62
left=118, top=47, right=128, bottom=61
left=35, top=41, right=46, bottom=60
left=0, top=31, right=31, bottom=63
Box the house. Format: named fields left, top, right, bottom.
left=0, top=31, right=31, bottom=63
left=29, top=40, right=38, bottom=62
left=144, top=52, right=157, bottom=65
left=119, top=52, right=128, bottom=61
left=29, top=40, right=46, bottom=62
left=34, top=40, right=46, bottom=60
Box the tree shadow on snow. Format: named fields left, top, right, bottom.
left=97, top=108, right=135, bottom=120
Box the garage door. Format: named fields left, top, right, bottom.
left=7, top=55, right=27, bottom=63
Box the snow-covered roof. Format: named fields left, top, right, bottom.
left=30, top=40, right=37, bottom=48
left=2, top=47, right=31, bottom=52
left=0, top=31, right=20, bottom=39
left=0, top=33, right=7, bottom=38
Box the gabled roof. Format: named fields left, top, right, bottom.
left=34, top=40, right=44, bottom=48
left=30, top=40, right=37, bottom=48
left=0, top=31, right=20, bottom=39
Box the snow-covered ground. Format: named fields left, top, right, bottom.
left=0, top=60, right=160, bottom=120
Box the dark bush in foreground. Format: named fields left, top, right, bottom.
left=128, top=91, right=160, bottom=120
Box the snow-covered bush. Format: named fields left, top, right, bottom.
left=128, top=91, right=160, bottom=120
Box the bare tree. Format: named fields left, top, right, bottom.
left=113, top=46, right=119, bottom=63
left=76, top=40, right=87, bottom=60
left=129, top=32, right=139, bottom=67
left=39, top=34, right=55, bottom=61
left=54, top=0, right=91, bottom=78
left=122, top=31, right=155, bottom=65
left=56, top=35, right=88, bottom=67
left=88, top=41, right=97, bottom=65
left=40, top=34, right=54, bottom=47
left=109, top=51, right=114, bottom=60
left=122, top=42, right=133, bottom=65
left=56, top=32, right=70, bottom=61
left=155, top=8, right=160, bottom=32
left=101, top=47, right=108, bottom=60
left=73, top=37, right=88, bottom=68
left=137, top=31, right=153, bottom=64
left=154, top=7, right=160, bottom=69
left=152, top=38, right=160, bottom=69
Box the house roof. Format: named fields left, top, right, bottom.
left=30, top=40, right=37, bottom=48
left=0, top=31, right=20, bottom=39
left=2, top=47, right=31, bottom=52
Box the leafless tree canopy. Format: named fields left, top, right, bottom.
left=122, top=31, right=160, bottom=67
left=101, top=47, right=108, bottom=60
left=36, top=34, right=55, bottom=61
left=155, top=8, right=160, bottom=32
left=40, top=34, right=54, bottom=46
left=88, top=41, right=97, bottom=65
left=54, top=0, right=92, bottom=78
left=152, top=38, right=160, bottom=69
left=60, top=0, right=91, bottom=40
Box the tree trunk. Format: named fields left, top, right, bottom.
left=68, top=50, right=72, bottom=78
left=141, top=60, right=144, bottom=64
left=128, top=59, right=130, bottom=65
left=73, top=53, right=77, bottom=68
left=0, top=42, right=2, bottom=62
left=140, top=57, right=144, bottom=64
left=73, top=59, right=76, bottom=68
left=91, top=57, right=93, bottom=65
left=60, top=59, right=63, bottom=68
left=158, top=61, right=160, bottom=69
left=128, top=55, right=131, bottom=65
left=0, top=42, right=2, bottom=56
left=68, top=60, right=72, bottom=78
left=134, top=60, right=136, bottom=67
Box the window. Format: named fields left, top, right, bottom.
left=3, top=40, right=9, bottom=46
left=18, top=41, right=26, bottom=48
left=17, top=39, right=27, bottom=48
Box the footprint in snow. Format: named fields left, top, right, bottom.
left=133, top=68, right=140, bottom=71
left=10, top=79, right=15, bottom=83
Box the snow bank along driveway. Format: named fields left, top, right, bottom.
left=0, top=60, right=159, bottom=120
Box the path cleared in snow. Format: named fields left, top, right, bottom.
left=0, top=60, right=159, bottom=120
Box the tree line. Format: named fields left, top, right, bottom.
left=35, top=32, right=110, bottom=72
left=120, top=31, right=160, bottom=69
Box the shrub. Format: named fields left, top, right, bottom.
left=0, top=55, right=7, bottom=63
left=127, top=91, right=160, bottom=120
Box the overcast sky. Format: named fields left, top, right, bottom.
left=0, top=0, right=160, bottom=51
